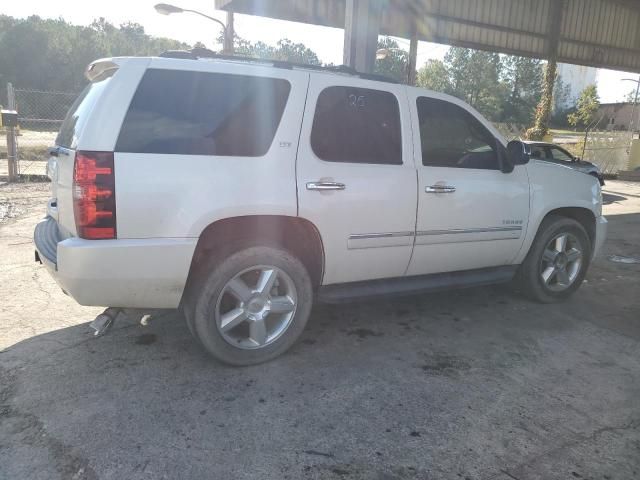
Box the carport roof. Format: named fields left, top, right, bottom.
left=216, top=0, right=640, bottom=73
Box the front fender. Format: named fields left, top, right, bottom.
left=514, top=160, right=601, bottom=264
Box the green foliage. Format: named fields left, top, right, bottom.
left=501, top=56, right=543, bottom=124
left=416, top=59, right=450, bottom=92
left=415, top=46, right=542, bottom=122
left=234, top=37, right=321, bottom=65
left=567, top=84, right=600, bottom=129
left=374, top=37, right=408, bottom=83
left=0, top=14, right=190, bottom=100
left=625, top=87, right=639, bottom=103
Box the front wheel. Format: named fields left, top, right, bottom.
left=188, top=246, right=313, bottom=365
left=518, top=215, right=591, bottom=303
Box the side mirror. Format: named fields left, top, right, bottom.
left=506, top=140, right=531, bottom=166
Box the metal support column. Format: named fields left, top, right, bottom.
left=224, top=11, right=234, bottom=54
left=526, top=0, right=565, bottom=140
left=407, top=20, right=418, bottom=86
left=343, top=0, right=383, bottom=73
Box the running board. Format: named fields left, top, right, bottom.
left=317, top=266, right=518, bottom=304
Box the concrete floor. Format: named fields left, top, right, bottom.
left=1, top=181, right=639, bottom=480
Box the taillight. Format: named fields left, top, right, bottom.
left=73, top=151, right=116, bottom=239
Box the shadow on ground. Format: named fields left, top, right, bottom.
left=2, top=202, right=640, bottom=480
left=2, top=276, right=639, bottom=480
left=602, top=192, right=627, bottom=205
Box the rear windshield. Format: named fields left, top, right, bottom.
left=115, top=69, right=291, bottom=157
left=56, top=74, right=113, bottom=149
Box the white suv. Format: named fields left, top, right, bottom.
left=34, top=52, right=607, bottom=365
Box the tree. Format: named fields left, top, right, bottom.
left=567, top=84, right=600, bottom=129
left=374, top=37, right=408, bottom=83
left=0, top=14, right=189, bottom=103
left=416, top=59, right=451, bottom=92
left=625, top=88, right=639, bottom=103
left=234, top=37, right=321, bottom=65
left=441, top=47, right=506, bottom=120
left=500, top=56, right=543, bottom=124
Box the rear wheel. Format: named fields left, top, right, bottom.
left=518, top=215, right=591, bottom=303
left=188, top=246, right=313, bottom=365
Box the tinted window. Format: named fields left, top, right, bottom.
left=549, top=147, right=573, bottom=163
left=529, top=145, right=549, bottom=160
left=311, top=86, right=402, bottom=164
left=57, top=74, right=113, bottom=148
left=417, top=97, right=499, bottom=170
left=116, top=69, right=291, bottom=156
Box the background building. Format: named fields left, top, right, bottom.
left=597, top=102, right=638, bottom=131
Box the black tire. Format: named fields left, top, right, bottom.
left=188, top=246, right=313, bottom=365
left=518, top=215, right=591, bottom=303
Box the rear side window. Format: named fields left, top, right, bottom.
left=417, top=97, right=499, bottom=170
left=116, top=69, right=291, bottom=157
left=56, top=74, right=113, bottom=148
left=310, top=86, right=402, bottom=165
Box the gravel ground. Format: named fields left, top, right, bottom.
left=1, top=180, right=639, bottom=480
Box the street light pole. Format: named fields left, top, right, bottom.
left=154, top=3, right=233, bottom=54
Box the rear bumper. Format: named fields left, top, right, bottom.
left=592, top=215, right=607, bottom=260
left=34, top=216, right=197, bottom=308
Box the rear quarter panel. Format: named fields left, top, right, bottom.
left=114, top=60, right=309, bottom=239
left=514, top=159, right=601, bottom=264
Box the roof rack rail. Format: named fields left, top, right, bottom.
left=158, top=48, right=398, bottom=84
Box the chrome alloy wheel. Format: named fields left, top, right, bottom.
left=539, top=233, right=583, bottom=292
left=215, top=265, right=297, bottom=349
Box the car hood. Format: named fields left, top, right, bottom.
left=572, top=160, right=599, bottom=173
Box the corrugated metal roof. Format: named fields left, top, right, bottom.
left=217, top=0, right=640, bottom=72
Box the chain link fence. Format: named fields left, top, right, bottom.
left=1, top=84, right=78, bottom=178
left=0, top=84, right=633, bottom=179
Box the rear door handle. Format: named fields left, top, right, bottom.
left=306, top=181, right=346, bottom=191
left=425, top=185, right=456, bottom=193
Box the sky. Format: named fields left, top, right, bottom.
left=1, top=0, right=637, bottom=103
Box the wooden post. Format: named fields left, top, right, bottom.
left=6, top=82, right=18, bottom=182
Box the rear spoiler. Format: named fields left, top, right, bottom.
left=85, top=59, right=119, bottom=82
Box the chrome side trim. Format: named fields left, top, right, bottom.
left=347, top=231, right=415, bottom=250
left=349, top=231, right=415, bottom=240
left=414, top=226, right=523, bottom=246
left=416, top=226, right=522, bottom=236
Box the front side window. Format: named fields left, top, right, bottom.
left=529, top=145, right=549, bottom=160
left=310, top=86, right=402, bottom=165
left=417, top=97, right=499, bottom=170
left=116, top=69, right=291, bottom=156
left=549, top=147, right=574, bottom=163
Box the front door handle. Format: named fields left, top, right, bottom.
left=425, top=185, right=456, bottom=193
left=306, top=181, right=346, bottom=191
